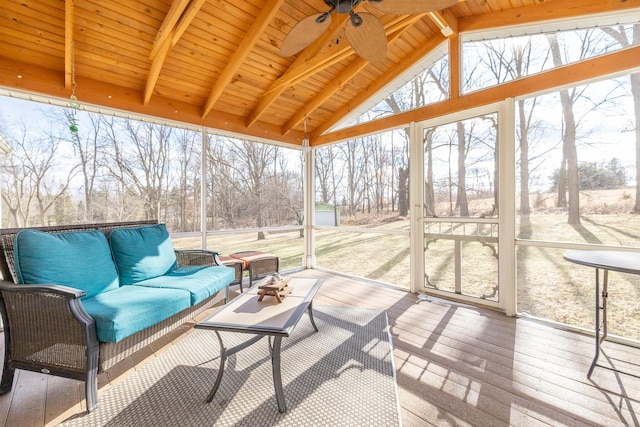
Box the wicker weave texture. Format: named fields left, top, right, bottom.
left=0, top=220, right=232, bottom=412
left=248, top=256, right=279, bottom=286
left=5, top=291, right=88, bottom=372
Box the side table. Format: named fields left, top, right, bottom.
left=563, top=250, right=640, bottom=378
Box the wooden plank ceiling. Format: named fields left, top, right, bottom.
left=0, top=0, right=638, bottom=146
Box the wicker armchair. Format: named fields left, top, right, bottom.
left=0, top=220, right=228, bottom=412
left=248, top=255, right=280, bottom=286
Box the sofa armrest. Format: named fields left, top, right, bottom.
left=174, top=249, right=223, bottom=267
left=0, top=280, right=98, bottom=393
left=0, top=280, right=87, bottom=299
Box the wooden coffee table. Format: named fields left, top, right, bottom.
left=194, top=276, right=324, bottom=412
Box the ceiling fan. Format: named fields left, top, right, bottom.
left=279, top=0, right=459, bottom=63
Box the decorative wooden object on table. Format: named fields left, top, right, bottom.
left=257, top=275, right=292, bottom=303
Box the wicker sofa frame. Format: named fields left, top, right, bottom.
left=0, top=220, right=229, bottom=412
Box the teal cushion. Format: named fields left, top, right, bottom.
left=133, top=265, right=234, bottom=305
left=81, top=285, right=191, bottom=342
left=13, top=229, right=119, bottom=299
left=109, top=224, right=177, bottom=285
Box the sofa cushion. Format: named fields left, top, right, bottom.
left=133, top=265, right=235, bottom=305
left=81, top=285, right=191, bottom=342
left=109, top=224, right=177, bottom=285
left=13, top=229, right=119, bottom=299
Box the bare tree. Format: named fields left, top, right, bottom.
left=455, top=121, right=469, bottom=216
left=315, top=146, right=335, bottom=204
left=102, top=118, right=171, bottom=220
left=171, top=129, right=200, bottom=231
left=205, top=135, right=236, bottom=229
left=423, top=128, right=436, bottom=216
left=0, top=120, right=79, bottom=227
left=338, top=139, right=366, bottom=216
left=212, top=138, right=276, bottom=239
left=368, top=134, right=388, bottom=213
left=473, top=37, right=551, bottom=219
left=59, top=110, right=104, bottom=222
left=600, top=24, right=640, bottom=213
left=547, top=32, right=606, bottom=225
left=547, top=34, right=579, bottom=223
left=382, top=95, right=410, bottom=216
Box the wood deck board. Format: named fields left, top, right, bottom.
left=1, top=269, right=640, bottom=426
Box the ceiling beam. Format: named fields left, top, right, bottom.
left=281, top=57, right=367, bottom=136
left=0, top=57, right=304, bottom=146
left=245, top=13, right=350, bottom=128
left=263, top=43, right=353, bottom=97
left=314, top=0, right=640, bottom=143
left=312, top=32, right=447, bottom=138
left=144, top=38, right=172, bottom=105
left=428, top=10, right=453, bottom=37
left=149, top=0, right=191, bottom=60
left=144, top=0, right=207, bottom=105
left=458, top=0, right=640, bottom=33
left=266, top=15, right=415, bottom=97
left=247, top=15, right=418, bottom=128
left=172, top=0, right=209, bottom=45
left=313, top=44, right=640, bottom=145
left=201, top=0, right=286, bottom=118
left=281, top=14, right=427, bottom=135
left=64, top=0, right=74, bottom=90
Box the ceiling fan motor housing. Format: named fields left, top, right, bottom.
left=336, top=0, right=363, bottom=14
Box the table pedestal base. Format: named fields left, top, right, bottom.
left=588, top=268, right=608, bottom=378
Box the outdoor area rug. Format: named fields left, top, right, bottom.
left=59, top=305, right=401, bottom=426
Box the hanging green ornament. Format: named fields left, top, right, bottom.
left=67, top=41, right=82, bottom=150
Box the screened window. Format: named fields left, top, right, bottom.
left=463, top=21, right=640, bottom=94
left=515, top=71, right=640, bottom=340
left=205, top=134, right=302, bottom=231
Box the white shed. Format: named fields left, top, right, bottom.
left=315, top=203, right=340, bottom=226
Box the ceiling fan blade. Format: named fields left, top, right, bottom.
left=368, top=0, right=458, bottom=15
left=280, top=13, right=332, bottom=57
left=345, top=13, right=387, bottom=63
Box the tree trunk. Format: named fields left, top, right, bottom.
left=456, top=122, right=468, bottom=216
left=631, top=71, right=640, bottom=213
left=548, top=34, right=579, bottom=224
left=424, top=132, right=436, bottom=216
left=518, top=99, right=531, bottom=216
left=398, top=166, right=409, bottom=216
left=560, top=88, right=580, bottom=225
left=557, top=154, right=567, bottom=207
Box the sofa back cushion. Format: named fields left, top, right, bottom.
left=109, top=224, right=177, bottom=285
left=13, top=229, right=119, bottom=299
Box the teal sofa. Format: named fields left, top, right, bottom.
left=0, top=220, right=234, bottom=412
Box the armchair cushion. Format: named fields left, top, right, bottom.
left=109, top=224, right=177, bottom=285
left=13, top=229, right=119, bottom=299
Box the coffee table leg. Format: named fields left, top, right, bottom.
left=207, top=332, right=264, bottom=402
left=308, top=301, right=319, bottom=332
left=270, top=336, right=287, bottom=412
left=207, top=330, right=227, bottom=402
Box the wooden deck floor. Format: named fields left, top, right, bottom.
left=2, top=269, right=640, bottom=426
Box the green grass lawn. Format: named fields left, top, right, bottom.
left=171, top=193, right=640, bottom=342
